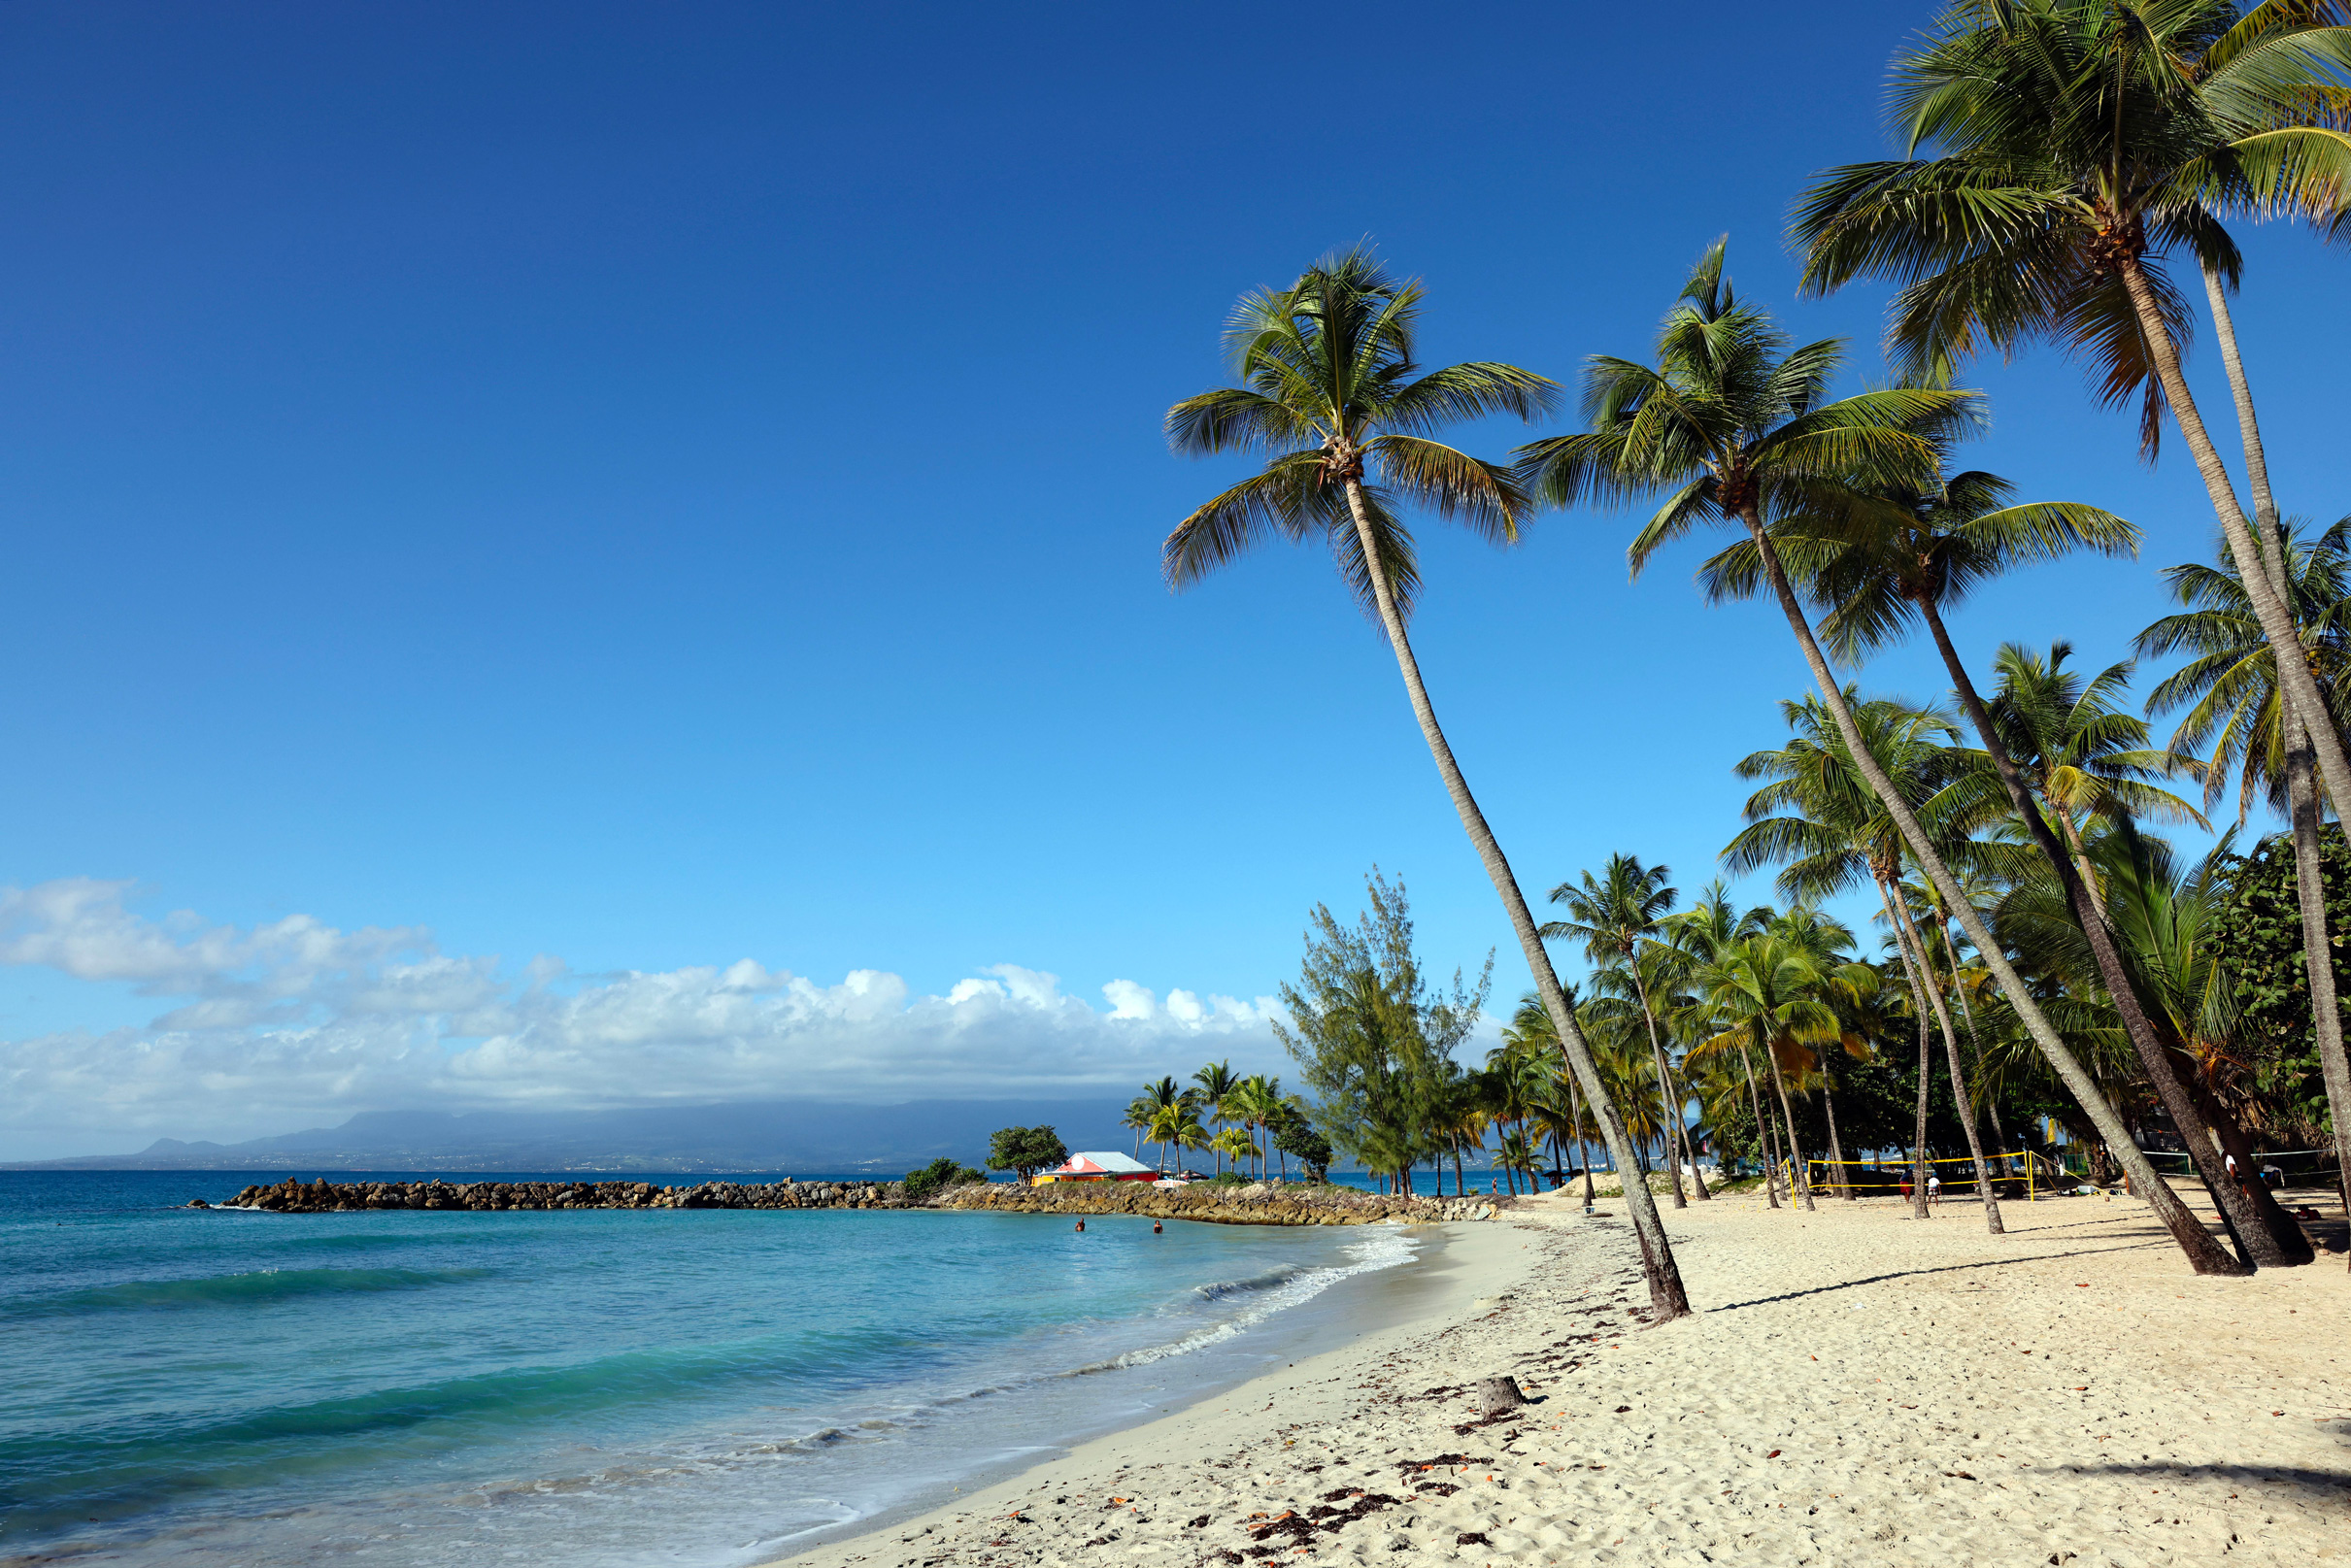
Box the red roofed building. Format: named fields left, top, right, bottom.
left=1035, top=1151, right=1157, bottom=1184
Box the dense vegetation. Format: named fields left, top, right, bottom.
left=1159, top=0, right=2350, bottom=1313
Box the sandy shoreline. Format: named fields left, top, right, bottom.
left=769, top=1184, right=2348, bottom=1568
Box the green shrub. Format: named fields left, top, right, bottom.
left=904, top=1157, right=985, bottom=1201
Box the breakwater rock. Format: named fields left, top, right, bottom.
left=218, top=1176, right=917, bottom=1212
left=940, top=1180, right=1505, bottom=1226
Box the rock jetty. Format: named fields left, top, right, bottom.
left=941, top=1180, right=1504, bottom=1226
left=205, top=1175, right=1510, bottom=1224
left=216, top=1176, right=915, bottom=1212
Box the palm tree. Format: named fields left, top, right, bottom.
left=1985, top=643, right=2211, bottom=910
left=1731, top=437, right=2271, bottom=1234
left=1210, top=1124, right=1258, bottom=1177
left=1542, top=853, right=1708, bottom=1204
left=1687, top=933, right=1876, bottom=1212
left=1164, top=248, right=1692, bottom=1318
left=1227, top=1075, right=1288, bottom=1180
left=2002, top=820, right=2316, bottom=1262
left=1733, top=409, right=2275, bottom=1251
left=1122, top=1094, right=1156, bottom=1162
left=1725, top=690, right=2011, bottom=1229
left=1767, top=905, right=1878, bottom=1201
left=1194, top=1060, right=1242, bottom=1176
left=1662, top=885, right=1786, bottom=1206
left=1984, top=642, right=2298, bottom=1261
left=1517, top=241, right=2238, bottom=1273
left=1503, top=991, right=1603, bottom=1202
left=1794, top=0, right=2351, bottom=860
left=1138, top=1076, right=1203, bottom=1175
left=1494, top=1128, right=1542, bottom=1193
left=2140, top=518, right=2351, bottom=1218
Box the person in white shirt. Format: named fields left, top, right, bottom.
left=1926, top=1172, right=1941, bottom=1214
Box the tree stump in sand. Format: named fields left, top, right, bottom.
left=1478, top=1376, right=1528, bottom=1418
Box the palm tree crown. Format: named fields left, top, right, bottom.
left=1511, top=238, right=1971, bottom=570
left=2139, top=517, right=2351, bottom=820
left=1162, top=246, right=1557, bottom=619
left=1795, top=0, right=2351, bottom=449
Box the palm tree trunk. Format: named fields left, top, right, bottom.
left=1820, top=1067, right=1850, bottom=1201
left=1340, top=477, right=1691, bottom=1319
left=1877, top=868, right=1938, bottom=1220
left=2050, top=808, right=2111, bottom=925
left=2203, top=262, right=2351, bottom=1247
left=1762, top=1045, right=1815, bottom=1212
left=1629, top=967, right=1689, bottom=1208
left=1568, top=1075, right=1595, bottom=1205
left=1916, top=597, right=2279, bottom=1262
left=1895, top=888, right=2003, bottom=1234
left=2119, top=252, right=2351, bottom=856
left=1940, top=926, right=2010, bottom=1175
left=1741, top=1046, right=1780, bottom=1208
left=2188, top=1073, right=2313, bottom=1264
left=1741, top=504, right=2245, bottom=1273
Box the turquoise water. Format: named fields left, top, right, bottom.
left=0, top=1172, right=1426, bottom=1567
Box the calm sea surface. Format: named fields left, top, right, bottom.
left=0, top=1171, right=1431, bottom=1567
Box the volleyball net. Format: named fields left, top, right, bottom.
left=1783, top=1151, right=2075, bottom=1200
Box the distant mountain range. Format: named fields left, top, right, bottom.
left=7, top=1100, right=1142, bottom=1174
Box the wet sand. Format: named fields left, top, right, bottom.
left=767, top=1184, right=2349, bottom=1568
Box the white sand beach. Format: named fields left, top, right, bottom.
left=773, top=1187, right=2348, bottom=1568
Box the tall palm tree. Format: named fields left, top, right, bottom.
left=2140, top=518, right=2351, bottom=1221
left=1727, top=690, right=2012, bottom=1229
left=1122, top=1094, right=1156, bottom=1162
left=1731, top=440, right=2269, bottom=1232
left=1984, top=643, right=2298, bottom=1260
left=1138, top=1076, right=1203, bottom=1176
left=1542, top=853, right=1708, bottom=1204
left=1985, top=643, right=2211, bottom=910
left=1164, top=248, right=1693, bottom=1318
left=1794, top=0, right=2351, bottom=858
left=1228, top=1075, right=1286, bottom=1180
left=1732, top=413, right=2276, bottom=1249
left=1194, top=1060, right=1242, bottom=1176
left=1517, top=241, right=2239, bottom=1273
left=1661, top=885, right=1787, bottom=1206
left=1687, top=933, right=1876, bottom=1212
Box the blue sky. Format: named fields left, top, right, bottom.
left=2, top=2, right=2341, bottom=1156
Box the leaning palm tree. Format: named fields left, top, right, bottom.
left=1542, top=853, right=1708, bottom=1204
left=1983, top=642, right=2294, bottom=1261
left=1794, top=0, right=2351, bottom=861
left=2139, top=518, right=2351, bottom=1219
left=1517, top=241, right=2241, bottom=1274
left=1164, top=247, right=1693, bottom=1318
left=1728, top=435, right=2267, bottom=1230
left=1731, top=423, right=2278, bottom=1252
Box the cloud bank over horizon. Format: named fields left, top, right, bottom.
left=0, top=879, right=1286, bottom=1159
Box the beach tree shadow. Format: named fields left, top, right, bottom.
left=2050, top=1460, right=2351, bottom=1501
left=1703, top=1239, right=2172, bottom=1313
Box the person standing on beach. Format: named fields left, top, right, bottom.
left=1926, top=1173, right=1941, bottom=1214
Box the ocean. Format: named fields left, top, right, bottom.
left=0, top=1171, right=1432, bottom=1567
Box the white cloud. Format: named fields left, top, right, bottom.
left=0, top=880, right=1289, bottom=1154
